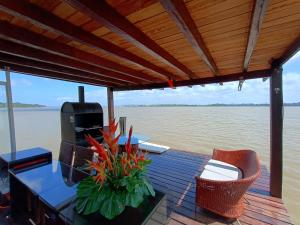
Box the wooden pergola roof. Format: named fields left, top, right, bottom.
left=0, top=0, right=299, bottom=91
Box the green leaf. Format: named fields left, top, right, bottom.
left=83, top=189, right=100, bottom=215
left=99, top=191, right=125, bottom=220
left=76, top=197, right=89, bottom=214
left=77, top=177, right=98, bottom=198
left=125, top=188, right=144, bottom=208
left=144, top=180, right=155, bottom=197
left=76, top=177, right=100, bottom=214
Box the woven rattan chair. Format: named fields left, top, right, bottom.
left=195, top=149, right=260, bottom=218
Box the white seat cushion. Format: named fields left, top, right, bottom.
left=138, top=141, right=170, bottom=154
left=200, top=159, right=242, bottom=181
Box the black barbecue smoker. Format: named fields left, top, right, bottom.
left=60, top=86, right=103, bottom=146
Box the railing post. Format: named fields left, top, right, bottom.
left=5, top=67, right=17, bottom=153
left=270, top=65, right=283, bottom=198
left=107, top=87, right=114, bottom=123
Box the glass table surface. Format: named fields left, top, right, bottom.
left=11, top=160, right=89, bottom=210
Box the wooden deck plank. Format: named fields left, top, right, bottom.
left=147, top=149, right=292, bottom=225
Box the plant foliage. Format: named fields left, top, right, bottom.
left=76, top=120, right=155, bottom=220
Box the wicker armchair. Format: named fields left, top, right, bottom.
left=195, top=149, right=260, bottom=218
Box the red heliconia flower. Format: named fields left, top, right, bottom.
left=100, top=120, right=120, bottom=155
left=85, top=135, right=108, bottom=161
left=138, top=154, right=145, bottom=162
left=108, top=119, right=118, bottom=136
left=85, top=160, right=107, bottom=185
left=125, top=126, right=133, bottom=156
left=85, top=134, right=113, bottom=171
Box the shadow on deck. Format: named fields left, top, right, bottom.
left=147, top=149, right=292, bottom=225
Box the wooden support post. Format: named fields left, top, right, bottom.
left=270, top=65, right=283, bottom=198
left=5, top=67, right=16, bottom=153
left=107, top=87, right=114, bottom=123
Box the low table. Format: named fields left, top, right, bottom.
left=0, top=147, right=52, bottom=194
left=59, top=191, right=167, bottom=225
left=0, top=147, right=52, bottom=169
left=9, top=160, right=88, bottom=224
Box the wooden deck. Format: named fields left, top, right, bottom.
left=147, top=149, right=293, bottom=225
left=0, top=149, right=292, bottom=225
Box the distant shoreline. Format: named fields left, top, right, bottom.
left=0, top=102, right=46, bottom=108
left=1, top=102, right=299, bottom=109
left=124, top=103, right=300, bottom=107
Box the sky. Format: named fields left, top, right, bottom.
left=1, top=51, right=299, bottom=106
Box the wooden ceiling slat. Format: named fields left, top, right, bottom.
left=0, top=0, right=298, bottom=88
left=29, top=0, right=61, bottom=11
left=0, top=21, right=159, bottom=82
left=272, top=35, right=300, bottom=66
left=67, top=11, right=91, bottom=26
left=0, top=39, right=143, bottom=84
left=66, top=0, right=196, bottom=79
left=248, top=0, right=300, bottom=70
left=79, top=0, right=158, bottom=33
left=1, top=62, right=110, bottom=87
left=0, top=53, right=123, bottom=86
left=243, top=0, right=269, bottom=71
left=52, top=1, right=76, bottom=19
left=160, top=0, right=219, bottom=76
left=107, top=0, right=157, bottom=17
left=0, top=0, right=180, bottom=80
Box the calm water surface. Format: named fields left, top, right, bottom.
left=1, top=107, right=299, bottom=223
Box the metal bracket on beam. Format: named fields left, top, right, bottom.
left=238, top=79, right=245, bottom=91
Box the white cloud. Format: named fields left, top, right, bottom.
left=112, top=79, right=273, bottom=105
left=85, top=88, right=107, bottom=104
left=56, top=96, right=76, bottom=102
left=11, top=78, right=32, bottom=87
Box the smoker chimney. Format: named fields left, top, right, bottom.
left=78, top=86, right=84, bottom=104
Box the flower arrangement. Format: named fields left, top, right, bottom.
left=76, top=120, right=155, bottom=220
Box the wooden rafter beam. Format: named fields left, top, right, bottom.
left=243, top=0, right=269, bottom=71
left=0, top=52, right=125, bottom=86
left=160, top=0, right=219, bottom=76
left=272, top=35, right=300, bottom=66
left=0, top=39, right=143, bottom=84
left=0, top=0, right=179, bottom=80
left=66, top=0, right=196, bottom=79
left=0, top=21, right=159, bottom=83
left=115, top=69, right=272, bottom=91
left=0, top=62, right=111, bottom=87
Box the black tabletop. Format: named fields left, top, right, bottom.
left=0, top=147, right=51, bottom=164
left=10, top=160, right=89, bottom=211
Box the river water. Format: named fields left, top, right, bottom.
left=1, top=106, right=299, bottom=223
